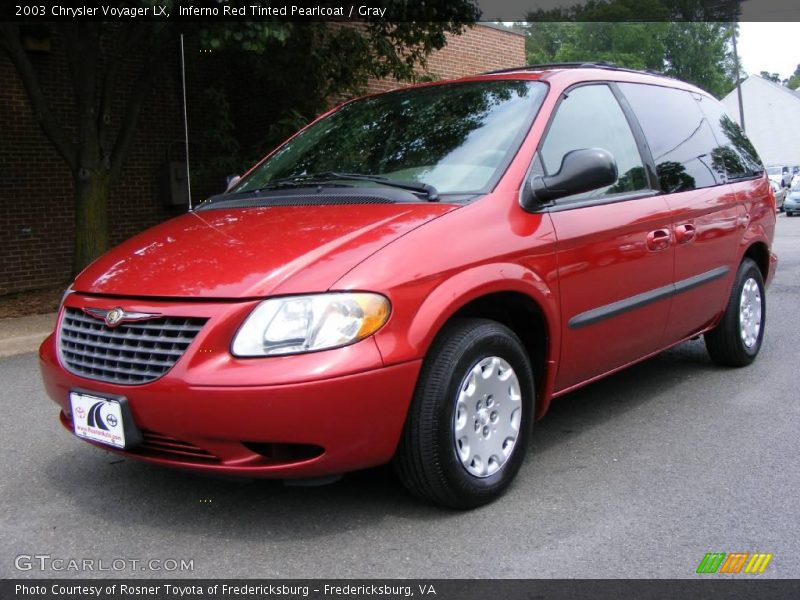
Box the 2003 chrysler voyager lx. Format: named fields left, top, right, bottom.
left=40, top=64, right=777, bottom=508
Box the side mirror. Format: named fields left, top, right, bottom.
left=521, top=148, right=618, bottom=210
left=225, top=174, right=241, bottom=192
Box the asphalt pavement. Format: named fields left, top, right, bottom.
left=1, top=215, right=799, bottom=579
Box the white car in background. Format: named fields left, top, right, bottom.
left=766, top=166, right=792, bottom=188
left=771, top=180, right=786, bottom=212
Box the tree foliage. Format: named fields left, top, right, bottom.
left=787, top=64, right=800, bottom=90
left=519, top=0, right=740, bottom=98
left=0, top=2, right=479, bottom=272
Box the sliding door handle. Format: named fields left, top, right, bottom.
left=646, top=228, right=671, bottom=251
left=675, top=224, right=696, bottom=244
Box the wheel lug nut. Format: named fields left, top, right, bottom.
left=483, top=426, right=490, bottom=436
left=491, top=411, right=498, bottom=422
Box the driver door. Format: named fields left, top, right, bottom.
left=539, top=84, right=675, bottom=392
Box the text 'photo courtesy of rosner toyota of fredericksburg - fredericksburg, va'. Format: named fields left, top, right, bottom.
left=1, top=1, right=800, bottom=599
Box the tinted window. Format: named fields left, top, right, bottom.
left=619, top=83, right=722, bottom=193
left=540, top=84, right=648, bottom=201
left=694, top=95, right=764, bottom=180
left=234, top=80, right=547, bottom=195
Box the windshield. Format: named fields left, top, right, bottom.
left=766, top=167, right=783, bottom=176
left=233, top=80, right=547, bottom=196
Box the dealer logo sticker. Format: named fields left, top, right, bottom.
left=86, top=402, right=109, bottom=430
left=696, top=552, right=773, bottom=574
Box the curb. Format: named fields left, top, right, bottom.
left=0, top=313, right=57, bottom=359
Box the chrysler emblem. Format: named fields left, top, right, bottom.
left=83, top=307, right=161, bottom=328
left=105, top=308, right=125, bottom=327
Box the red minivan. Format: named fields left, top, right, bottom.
left=40, top=64, right=777, bottom=508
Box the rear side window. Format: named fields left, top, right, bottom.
left=694, top=95, right=764, bottom=181
left=618, top=83, right=722, bottom=193
left=540, top=84, right=648, bottom=201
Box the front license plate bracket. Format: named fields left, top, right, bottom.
left=69, top=388, right=143, bottom=449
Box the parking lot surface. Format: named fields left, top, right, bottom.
left=2, top=215, right=799, bottom=579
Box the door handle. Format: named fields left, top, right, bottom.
left=646, top=228, right=671, bottom=252
left=675, top=223, right=696, bottom=244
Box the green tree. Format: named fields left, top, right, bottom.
left=519, top=0, right=740, bottom=98
left=787, top=64, right=800, bottom=90
left=663, top=22, right=738, bottom=98
left=0, top=2, right=479, bottom=273
left=759, top=71, right=781, bottom=83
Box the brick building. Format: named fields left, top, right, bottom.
left=0, top=23, right=524, bottom=295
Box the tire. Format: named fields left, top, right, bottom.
left=705, top=258, right=765, bottom=367
left=394, top=318, right=534, bottom=509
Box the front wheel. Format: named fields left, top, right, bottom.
left=394, top=318, right=534, bottom=509
left=705, top=258, right=765, bottom=367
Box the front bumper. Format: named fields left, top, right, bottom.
left=40, top=295, right=421, bottom=478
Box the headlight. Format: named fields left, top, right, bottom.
left=231, top=293, right=390, bottom=357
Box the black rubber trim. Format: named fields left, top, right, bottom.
left=197, top=186, right=411, bottom=210
left=568, top=266, right=730, bottom=329
left=609, top=82, right=661, bottom=192
left=545, top=188, right=660, bottom=212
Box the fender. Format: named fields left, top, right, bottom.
left=738, top=221, right=776, bottom=287
left=736, top=176, right=777, bottom=287
left=375, top=262, right=561, bottom=419
left=740, top=223, right=768, bottom=248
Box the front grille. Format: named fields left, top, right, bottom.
left=59, top=308, right=207, bottom=384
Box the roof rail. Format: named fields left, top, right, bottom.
left=483, top=62, right=667, bottom=78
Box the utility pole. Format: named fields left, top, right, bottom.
left=731, top=23, right=745, bottom=131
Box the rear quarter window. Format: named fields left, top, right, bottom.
left=693, top=94, right=764, bottom=181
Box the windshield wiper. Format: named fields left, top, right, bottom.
left=251, top=171, right=439, bottom=201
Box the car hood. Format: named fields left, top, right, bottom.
left=73, top=203, right=456, bottom=298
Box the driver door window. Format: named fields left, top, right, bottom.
left=540, top=84, right=649, bottom=202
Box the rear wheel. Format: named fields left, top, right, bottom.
left=394, top=318, right=534, bottom=509
left=705, top=258, right=765, bottom=367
